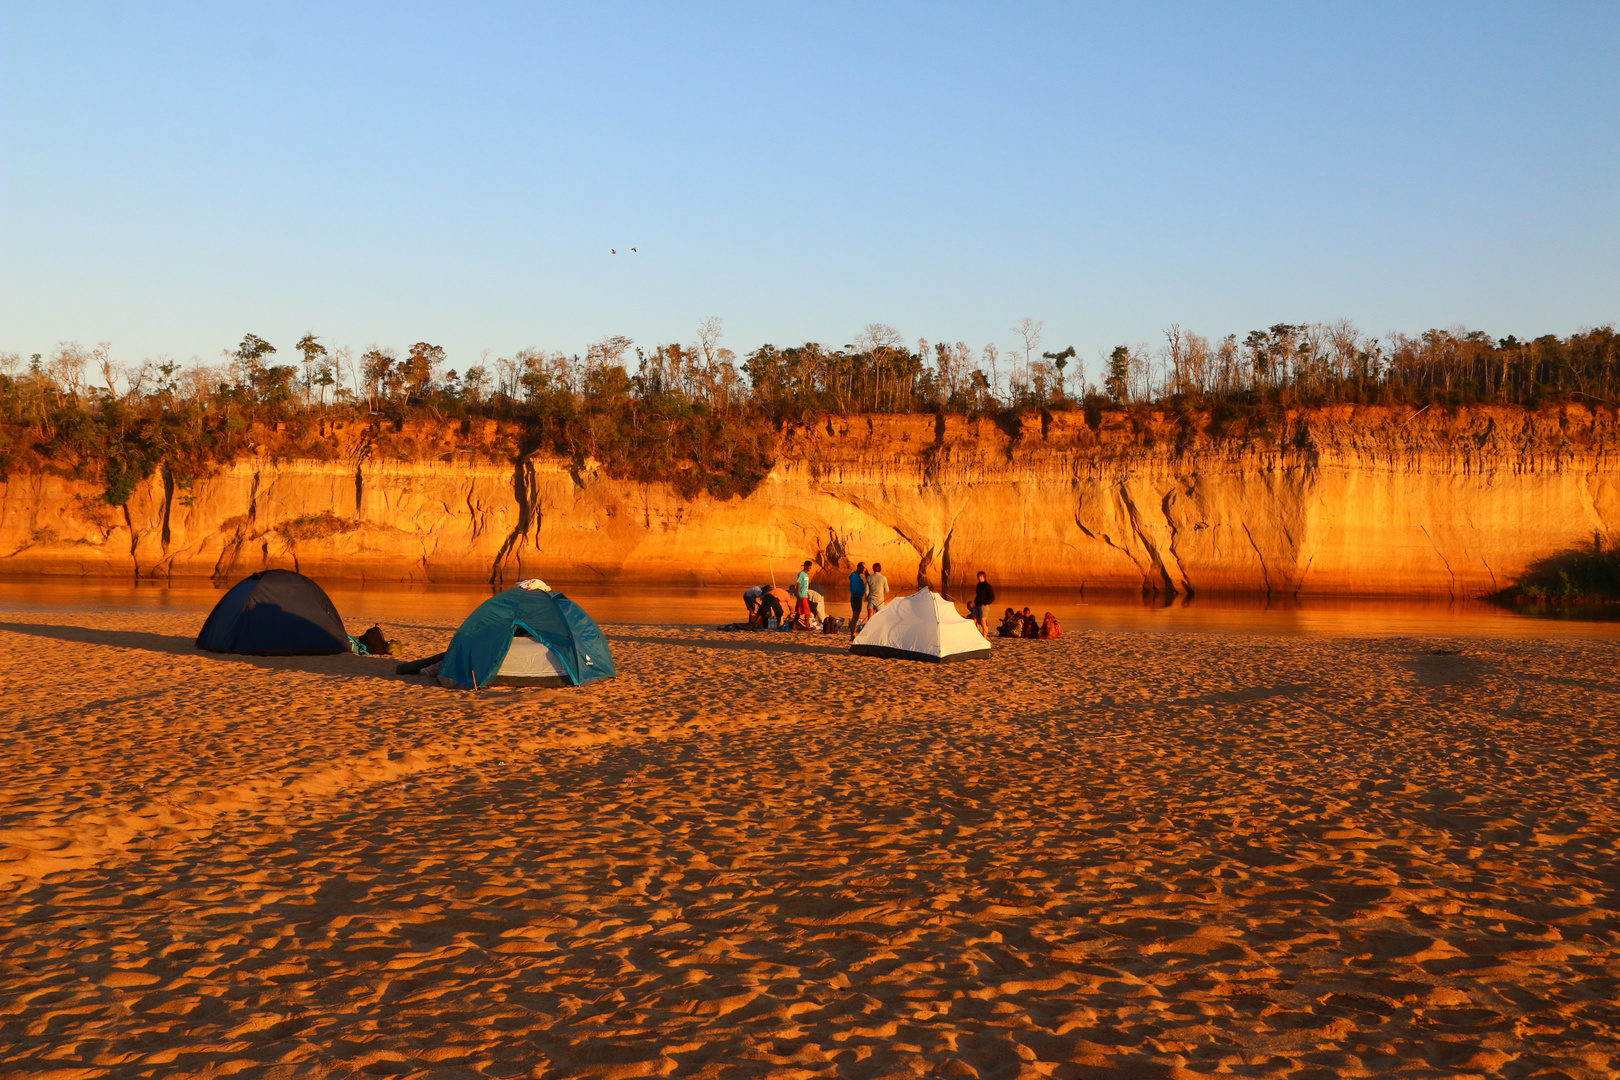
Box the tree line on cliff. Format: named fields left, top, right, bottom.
left=1, top=319, right=1615, bottom=507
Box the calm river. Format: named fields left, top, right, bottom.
left=0, top=578, right=1615, bottom=640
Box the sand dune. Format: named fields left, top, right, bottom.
left=1, top=611, right=1617, bottom=1078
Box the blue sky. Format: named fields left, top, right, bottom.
left=2, top=2, right=1616, bottom=384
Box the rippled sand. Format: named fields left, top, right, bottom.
left=1, top=611, right=1616, bottom=1079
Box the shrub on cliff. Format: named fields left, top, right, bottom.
left=1500, top=538, right=1620, bottom=609
left=279, top=511, right=362, bottom=542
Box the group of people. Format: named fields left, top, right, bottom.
left=844, top=561, right=891, bottom=638
left=741, top=560, right=892, bottom=636
left=998, top=606, right=1062, bottom=639
left=742, top=580, right=821, bottom=630
left=742, top=563, right=1058, bottom=641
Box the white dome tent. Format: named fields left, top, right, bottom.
left=850, top=588, right=993, bottom=663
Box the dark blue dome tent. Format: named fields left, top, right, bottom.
left=436, top=582, right=615, bottom=689
left=196, top=569, right=350, bottom=655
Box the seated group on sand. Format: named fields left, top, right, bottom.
left=998, top=607, right=1062, bottom=639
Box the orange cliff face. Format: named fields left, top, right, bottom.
left=0, top=405, right=1616, bottom=598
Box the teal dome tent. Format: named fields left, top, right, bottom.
left=439, top=584, right=615, bottom=689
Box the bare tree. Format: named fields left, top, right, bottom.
left=588, top=335, right=634, bottom=372
left=696, top=317, right=724, bottom=365
left=934, top=342, right=969, bottom=404
left=855, top=323, right=904, bottom=410
left=91, top=342, right=119, bottom=398
left=982, top=344, right=1001, bottom=402
left=495, top=356, right=520, bottom=399
left=1215, top=335, right=1239, bottom=394
left=1183, top=331, right=1212, bottom=395
left=124, top=358, right=156, bottom=400
left=1163, top=325, right=1187, bottom=396
left=331, top=346, right=355, bottom=404
left=181, top=363, right=219, bottom=408
left=1011, top=318, right=1044, bottom=384
left=1131, top=342, right=1156, bottom=401
left=48, top=342, right=89, bottom=404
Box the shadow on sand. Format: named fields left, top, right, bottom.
left=608, top=632, right=850, bottom=657
left=0, top=620, right=409, bottom=682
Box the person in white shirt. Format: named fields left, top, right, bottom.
left=865, top=562, right=889, bottom=619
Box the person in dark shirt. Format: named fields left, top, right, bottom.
left=1020, top=607, right=1040, bottom=638
left=972, top=571, right=996, bottom=636
left=755, top=590, right=785, bottom=627
left=997, top=607, right=1020, bottom=637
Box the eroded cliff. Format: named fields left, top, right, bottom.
left=2, top=405, right=1616, bottom=597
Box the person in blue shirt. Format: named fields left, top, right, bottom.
left=847, top=562, right=869, bottom=638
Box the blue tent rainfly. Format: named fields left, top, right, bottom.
left=195, top=569, right=350, bottom=655
left=439, top=587, right=616, bottom=689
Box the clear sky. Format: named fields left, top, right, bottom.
left=2, top=2, right=1616, bottom=384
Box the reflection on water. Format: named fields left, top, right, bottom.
left=1, top=577, right=1617, bottom=639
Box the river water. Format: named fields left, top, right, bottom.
left=0, top=578, right=1614, bottom=639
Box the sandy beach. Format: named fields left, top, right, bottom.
left=1, top=609, right=1617, bottom=1079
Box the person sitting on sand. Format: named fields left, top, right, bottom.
left=1040, top=611, right=1062, bottom=639
left=1020, top=608, right=1040, bottom=639
left=997, top=607, right=1020, bottom=637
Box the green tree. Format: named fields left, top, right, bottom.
left=232, top=334, right=276, bottom=368
left=296, top=333, right=328, bottom=402
left=1105, top=346, right=1131, bottom=402
left=361, top=348, right=395, bottom=409
left=1043, top=346, right=1076, bottom=398
left=402, top=342, right=446, bottom=399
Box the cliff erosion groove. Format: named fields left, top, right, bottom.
left=0, top=405, right=1615, bottom=597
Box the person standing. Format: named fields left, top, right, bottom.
left=794, top=560, right=814, bottom=630
left=847, top=561, right=869, bottom=638
left=866, top=562, right=889, bottom=620
left=972, top=570, right=996, bottom=637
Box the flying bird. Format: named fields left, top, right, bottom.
left=611, top=249, right=616, bottom=254
left=632, top=247, right=637, bottom=252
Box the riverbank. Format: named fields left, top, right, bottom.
left=2, top=403, right=1617, bottom=597
left=1, top=610, right=1617, bottom=1076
